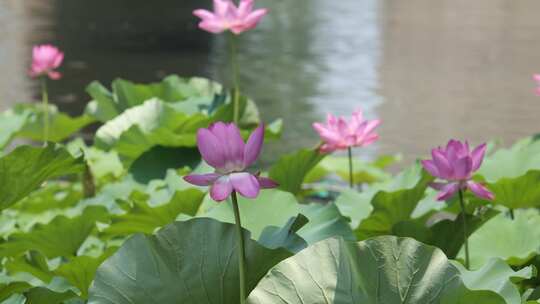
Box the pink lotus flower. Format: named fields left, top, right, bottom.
left=29, top=44, right=64, bottom=80
left=533, top=74, right=540, bottom=96
left=312, top=110, right=381, bottom=153
left=184, top=122, right=278, bottom=201
left=422, top=140, right=494, bottom=201
left=193, top=0, right=268, bottom=35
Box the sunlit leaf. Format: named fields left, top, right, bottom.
left=248, top=236, right=528, bottom=304
left=334, top=189, right=374, bottom=227
left=461, top=209, right=540, bottom=268
left=201, top=190, right=302, bottom=239
left=487, top=170, right=540, bottom=209
left=94, top=99, right=207, bottom=168
left=478, top=137, right=540, bottom=182
left=67, top=139, right=124, bottom=182
left=201, top=190, right=352, bottom=245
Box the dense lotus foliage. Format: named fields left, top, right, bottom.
left=2, top=3, right=540, bottom=303
left=0, top=74, right=539, bottom=303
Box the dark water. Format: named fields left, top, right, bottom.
left=1, top=0, right=540, bottom=164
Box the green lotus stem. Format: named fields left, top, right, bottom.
left=82, top=164, right=96, bottom=198
left=347, top=147, right=354, bottom=188
left=41, top=77, right=49, bottom=145
left=228, top=33, right=241, bottom=124
left=231, top=191, right=247, bottom=303
left=458, top=189, right=470, bottom=269
left=509, top=208, right=515, bottom=220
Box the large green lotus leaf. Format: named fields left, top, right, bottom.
left=256, top=214, right=308, bottom=254
left=459, top=209, right=540, bottom=268
left=335, top=164, right=427, bottom=229
left=486, top=170, right=540, bottom=209
left=200, top=189, right=352, bottom=244
left=66, top=139, right=124, bottom=182
left=269, top=148, right=326, bottom=195
left=354, top=164, right=432, bottom=239
left=393, top=209, right=499, bottom=259
left=129, top=146, right=201, bottom=183
left=84, top=81, right=119, bottom=122
left=111, top=78, right=172, bottom=109
left=452, top=258, right=533, bottom=304
left=124, top=100, right=272, bottom=183
left=201, top=190, right=301, bottom=239
left=410, top=188, right=445, bottom=218
left=248, top=236, right=529, bottom=304
left=85, top=76, right=223, bottom=122
left=0, top=206, right=108, bottom=258
left=94, top=98, right=203, bottom=149
left=93, top=91, right=265, bottom=181
left=88, top=218, right=304, bottom=304
left=0, top=110, right=28, bottom=150
left=77, top=170, right=194, bottom=216
left=478, top=137, right=540, bottom=182
left=334, top=189, right=374, bottom=228
left=0, top=144, right=85, bottom=210
left=103, top=188, right=205, bottom=237
left=94, top=99, right=207, bottom=166
left=297, top=202, right=355, bottom=244
left=12, top=104, right=95, bottom=143
left=205, top=86, right=262, bottom=126
left=85, top=75, right=260, bottom=127
left=143, top=169, right=200, bottom=205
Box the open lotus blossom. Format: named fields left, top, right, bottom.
left=422, top=140, right=494, bottom=201
left=193, top=0, right=268, bottom=35
left=29, top=44, right=64, bottom=80
left=312, top=110, right=381, bottom=153
left=184, top=122, right=278, bottom=201
left=534, top=74, right=540, bottom=96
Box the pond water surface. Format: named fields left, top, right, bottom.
left=1, top=0, right=540, bottom=165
